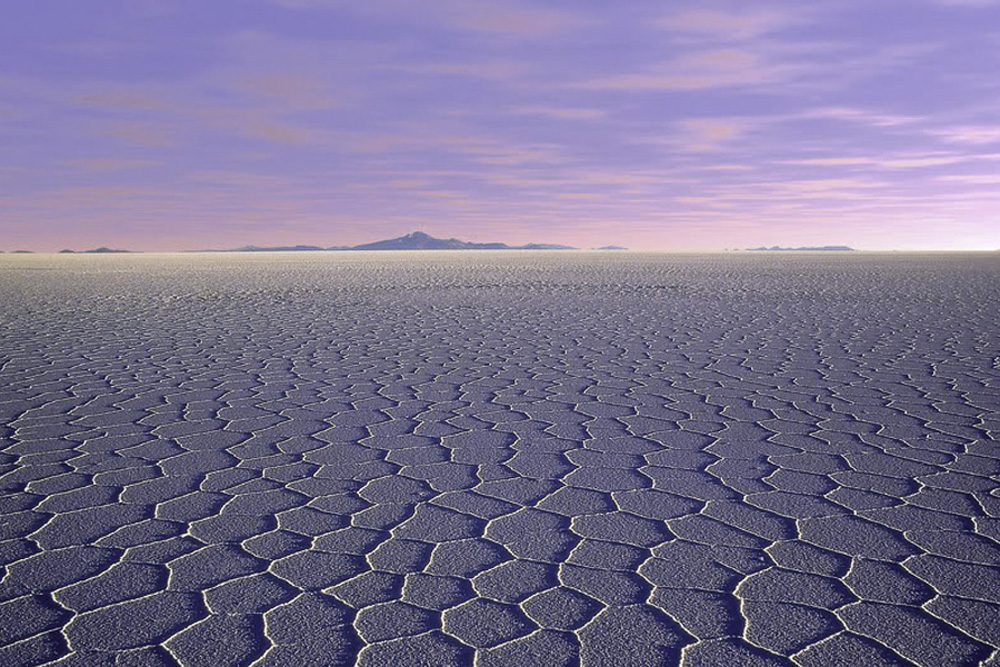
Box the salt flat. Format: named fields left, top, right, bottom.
left=1, top=251, right=998, bottom=666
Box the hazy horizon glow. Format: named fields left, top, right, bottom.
left=3, top=1, right=1000, bottom=252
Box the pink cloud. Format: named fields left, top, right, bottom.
left=676, top=118, right=746, bottom=150
left=929, top=0, right=999, bottom=6
left=272, top=0, right=589, bottom=38
left=231, top=73, right=347, bottom=111
left=406, top=60, right=529, bottom=82
left=58, top=185, right=166, bottom=198
left=104, top=121, right=177, bottom=147
left=385, top=178, right=434, bottom=188
left=340, top=134, right=414, bottom=153
left=194, top=103, right=331, bottom=145
left=658, top=8, right=803, bottom=41
left=932, top=126, right=1000, bottom=144
left=784, top=155, right=964, bottom=168
left=74, top=89, right=168, bottom=112
left=67, top=158, right=159, bottom=171
left=802, top=106, right=920, bottom=127
left=448, top=2, right=590, bottom=37
left=512, top=106, right=605, bottom=121
left=582, top=48, right=801, bottom=91
left=187, top=171, right=296, bottom=188
left=694, top=164, right=754, bottom=171
left=937, top=173, right=1000, bottom=183
left=241, top=118, right=321, bottom=144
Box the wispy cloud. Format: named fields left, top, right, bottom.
left=582, top=48, right=803, bottom=91
left=931, top=125, right=1000, bottom=144
left=800, top=107, right=920, bottom=127
left=447, top=2, right=590, bottom=37
left=575, top=6, right=819, bottom=94
left=657, top=8, right=804, bottom=41
left=73, top=89, right=169, bottom=112
left=694, top=164, right=755, bottom=172
left=511, top=106, right=605, bottom=121
left=448, top=137, right=566, bottom=166
left=936, top=173, right=1000, bottom=183
left=67, top=158, right=158, bottom=171
left=676, top=118, right=747, bottom=150
left=51, top=39, right=143, bottom=59
left=272, top=0, right=590, bottom=38
left=187, top=170, right=297, bottom=189
left=231, top=73, right=348, bottom=111
left=405, top=60, right=529, bottom=82
left=103, top=121, right=177, bottom=147
left=201, top=110, right=328, bottom=145
left=782, top=155, right=965, bottom=168
left=927, top=0, right=999, bottom=6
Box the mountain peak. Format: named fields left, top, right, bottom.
left=346, top=231, right=575, bottom=251
left=205, top=231, right=577, bottom=252
left=747, top=245, right=855, bottom=252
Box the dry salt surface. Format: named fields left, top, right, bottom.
left=1, top=250, right=999, bottom=667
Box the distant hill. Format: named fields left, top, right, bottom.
left=519, top=242, right=576, bottom=250
left=597, top=245, right=628, bottom=250
left=346, top=231, right=576, bottom=251
left=203, top=231, right=577, bottom=252
left=231, top=245, right=325, bottom=252
left=747, top=246, right=855, bottom=252
left=58, top=247, right=135, bottom=254
left=347, top=232, right=505, bottom=251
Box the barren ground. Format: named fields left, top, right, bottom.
left=1, top=251, right=998, bottom=666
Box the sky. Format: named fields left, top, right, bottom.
left=2, top=0, right=1000, bottom=252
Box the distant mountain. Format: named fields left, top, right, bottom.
left=519, top=242, right=577, bottom=250
left=346, top=231, right=576, bottom=251
left=59, top=247, right=135, bottom=254
left=747, top=246, right=855, bottom=252
left=347, top=231, right=508, bottom=251
left=232, top=245, right=325, bottom=252
left=203, top=231, right=577, bottom=252
left=597, top=245, right=628, bottom=250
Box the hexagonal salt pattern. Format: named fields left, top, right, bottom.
left=1, top=251, right=998, bottom=666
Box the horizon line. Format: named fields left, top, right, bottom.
left=5, top=247, right=1000, bottom=255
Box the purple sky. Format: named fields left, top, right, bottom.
left=3, top=0, right=1000, bottom=251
